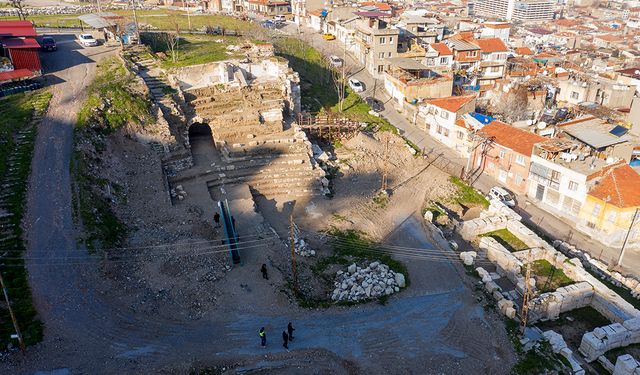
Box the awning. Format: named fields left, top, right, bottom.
left=1, top=38, right=40, bottom=49
left=0, top=20, right=37, bottom=37
left=0, top=68, right=34, bottom=82
left=78, top=13, right=119, bottom=28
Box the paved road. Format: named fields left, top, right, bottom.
left=283, top=22, right=640, bottom=278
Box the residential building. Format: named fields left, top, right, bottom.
left=247, top=0, right=290, bottom=16
left=422, top=43, right=454, bottom=74
left=0, top=21, right=42, bottom=83
left=470, top=121, right=546, bottom=194
left=473, top=0, right=554, bottom=22
left=396, top=15, right=444, bottom=47
left=479, top=22, right=511, bottom=43
left=473, top=38, right=509, bottom=87
left=577, top=163, right=640, bottom=249
left=383, top=58, right=453, bottom=108
left=417, top=95, right=477, bottom=154
left=556, top=74, right=635, bottom=109
left=353, top=12, right=400, bottom=76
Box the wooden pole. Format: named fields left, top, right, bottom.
left=617, top=208, right=640, bottom=267
left=289, top=215, right=298, bottom=298
left=0, top=271, right=25, bottom=353
left=520, top=248, right=533, bottom=336
left=381, top=133, right=390, bottom=191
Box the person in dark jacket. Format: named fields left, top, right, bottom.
left=287, top=322, right=295, bottom=340
left=259, top=327, right=266, bottom=347
left=261, top=264, right=269, bottom=280
left=213, top=212, right=220, bottom=228
left=282, top=330, right=289, bottom=351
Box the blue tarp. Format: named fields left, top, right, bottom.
left=462, top=85, right=480, bottom=91
left=470, top=112, right=495, bottom=124
left=610, top=125, right=629, bottom=137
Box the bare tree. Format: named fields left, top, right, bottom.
left=10, top=0, right=26, bottom=21
left=161, top=25, right=180, bottom=63
left=491, top=85, right=529, bottom=123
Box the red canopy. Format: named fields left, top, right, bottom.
left=0, top=68, right=34, bottom=82
left=2, top=38, right=40, bottom=49
left=0, top=20, right=37, bottom=37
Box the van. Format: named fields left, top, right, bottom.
left=488, top=187, right=516, bottom=207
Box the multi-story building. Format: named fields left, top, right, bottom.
left=577, top=162, right=640, bottom=249
left=470, top=121, right=546, bottom=194
left=479, top=22, right=511, bottom=43
left=383, top=58, right=453, bottom=108
left=246, top=0, right=290, bottom=16
left=474, top=0, right=554, bottom=22
left=556, top=74, right=635, bottom=109
left=353, top=12, right=400, bottom=77
left=423, top=43, right=454, bottom=74
left=417, top=95, right=477, bottom=155
left=474, top=37, right=509, bottom=87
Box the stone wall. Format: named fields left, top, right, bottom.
left=580, top=318, right=640, bottom=362
left=529, top=282, right=594, bottom=323
left=613, top=354, right=640, bottom=375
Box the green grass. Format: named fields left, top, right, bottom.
left=336, top=90, right=398, bottom=134
left=449, top=176, right=489, bottom=208
left=504, top=319, right=567, bottom=375
left=74, top=57, right=148, bottom=250
left=605, top=343, right=640, bottom=364
left=530, top=259, right=574, bottom=293
left=0, top=90, right=52, bottom=348
left=480, top=229, right=529, bottom=253
left=141, top=33, right=245, bottom=69
left=372, top=191, right=389, bottom=208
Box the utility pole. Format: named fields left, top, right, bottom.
left=184, top=1, right=192, bottom=32
left=0, top=271, right=25, bottom=353
left=617, top=208, right=640, bottom=268
left=97, top=0, right=103, bottom=13
left=289, top=215, right=299, bottom=298
left=131, top=0, right=140, bottom=44
left=381, top=133, right=390, bottom=191
left=339, top=39, right=346, bottom=112
left=520, top=248, right=533, bottom=336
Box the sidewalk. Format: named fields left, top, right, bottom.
left=280, top=22, right=640, bottom=278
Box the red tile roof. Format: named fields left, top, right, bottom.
left=588, top=163, right=640, bottom=208
left=555, top=19, right=580, bottom=27
left=426, top=95, right=475, bottom=113
left=482, top=22, right=511, bottom=29
left=360, top=1, right=392, bottom=11
left=473, top=38, right=508, bottom=53
left=478, top=121, right=546, bottom=156
left=430, top=42, right=452, bottom=55
left=514, top=47, right=534, bottom=55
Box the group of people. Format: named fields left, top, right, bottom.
left=258, top=322, right=296, bottom=351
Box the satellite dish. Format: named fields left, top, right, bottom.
left=537, top=121, right=547, bottom=129
left=635, top=70, right=640, bottom=75
left=526, top=119, right=533, bottom=126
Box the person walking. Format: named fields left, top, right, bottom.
left=287, top=322, right=295, bottom=341
left=261, top=264, right=269, bottom=280
left=282, top=330, right=289, bottom=351
left=259, top=327, right=266, bottom=348
left=213, top=212, right=220, bottom=228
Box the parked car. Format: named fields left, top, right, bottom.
left=78, top=34, right=98, bottom=47
left=322, top=33, right=336, bottom=41
left=488, top=186, right=516, bottom=207
left=348, top=78, right=364, bottom=93
left=41, top=36, right=57, bottom=51
left=329, top=55, right=343, bottom=67
left=365, top=97, right=384, bottom=112
left=274, top=15, right=286, bottom=22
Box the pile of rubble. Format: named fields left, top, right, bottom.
left=331, top=261, right=406, bottom=302
left=289, top=223, right=315, bottom=257
left=0, top=5, right=96, bottom=17
left=171, top=184, right=187, bottom=201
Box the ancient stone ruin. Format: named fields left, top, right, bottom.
left=331, top=261, right=406, bottom=302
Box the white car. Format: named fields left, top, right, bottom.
left=78, top=34, right=98, bottom=47
left=329, top=55, right=343, bottom=67
left=274, top=15, right=286, bottom=22
left=348, top=78, right=364, bottom=92
left=488, top=186, right=516, bottom=207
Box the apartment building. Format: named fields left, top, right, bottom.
left=383, top=58, right=453, bottom=108
left=479, top=22, right=512, bottom=43
left=557, top=74, right=635, bottom=109
left=353, top=13, right=400, bottom=76
left=474, top=0, right=554, bottom=22
left=470, top=121, right=546, bottom=195
left=417, top=95, right=477, bottom=155
left=246, top=0, right=290, bottom=16
left=423, top=43, right=454, bottom=74
left=474, top=38, right=509, bottom=87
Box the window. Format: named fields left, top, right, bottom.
left=592, top=203, right=602, bottom=218
left=439, top=57, right=448, bottom=64
left=467, top=51, right=477, bottom=57
left=570, top=91, right=580, bottom=100
left=606, top=210, right=617, bottom=223
left=515, top=173, right=523, bottom=186
left=443, top=128, right=450, bottom=137
left=498, top=169, right=507, bottom=182
left=515, top=154, right=525, bottom=165
left=551, top=170, right=561, bottom=181
left=389, top=36, right=393, bottom=44
left=499, top=150, right=506, bottom=159
left=457, top=130, right=464, bottom=140
left=379, top=37, right=386, bottom=44
left=437, top=125, right=443, bottom=134
left=562, top=196, right=581, bottom=216
left=490, top=66, right=501, bottom=73
left=568, top=181, right=578, bottom=191
left=387, top=52, right=392, bottom=58
left=440, top=111, right=449, bottom=120
left=379, top=52, right=385, bottom=59
left=377, top=65, right=384, bottom=73
left=545, top=189, right=560, bottom=206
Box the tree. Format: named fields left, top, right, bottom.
left=10, top=0, right=26, bottom=21
left=161, top=25, right=180, bottom=64
left=491, top=85, right=529, bottom=123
